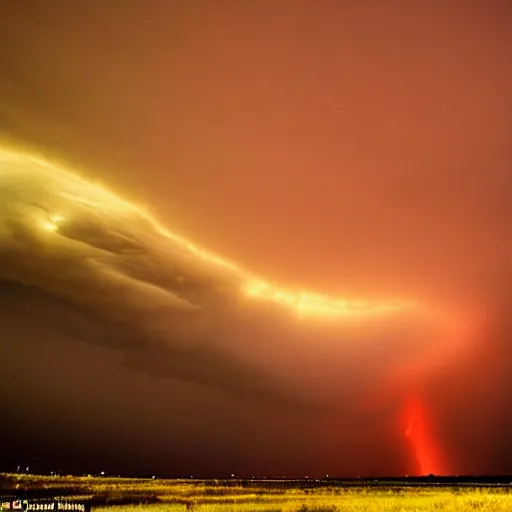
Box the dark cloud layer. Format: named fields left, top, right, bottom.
left=0, top=0, right=511, bottom=477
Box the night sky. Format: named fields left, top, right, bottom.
left=0, top=1, right=511, bottom=478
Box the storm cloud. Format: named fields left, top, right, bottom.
left=0, top=150, right=445, bottom=410
left=0, top=0, right=510, bottom=478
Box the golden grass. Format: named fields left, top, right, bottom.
left=2, top=474, right=511, bottom=511
left=102, top=491, right=512, bottom=512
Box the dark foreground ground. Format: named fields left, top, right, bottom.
left=1, top=473, right=512, bottom=511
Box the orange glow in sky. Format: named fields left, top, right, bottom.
left=403, top=393, right=446, bottom=476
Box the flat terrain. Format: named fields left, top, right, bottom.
left=2, top=474, right=512, bottom=511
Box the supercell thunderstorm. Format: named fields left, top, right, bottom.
left=0, top=147, right=475, bottom=475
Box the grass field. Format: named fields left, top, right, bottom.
left=2, top=474, right=512, bottom=511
